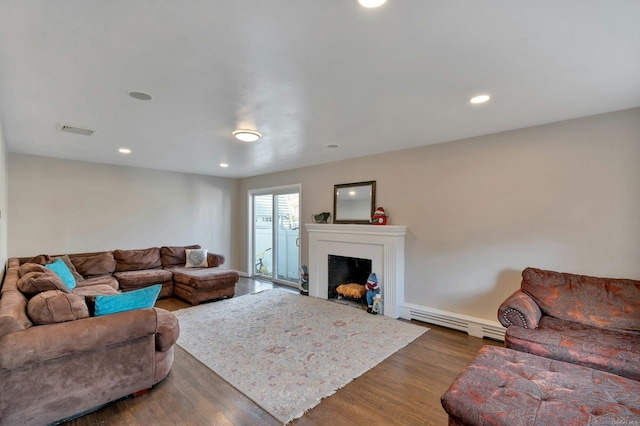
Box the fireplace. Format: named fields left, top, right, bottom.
left=305, top=223, right=407, bottom=318
left=328, top=255, right=372, bottom=299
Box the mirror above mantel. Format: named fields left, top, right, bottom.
left=333, top=181, right=376, bottom=224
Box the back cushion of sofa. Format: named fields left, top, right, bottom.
left=16, top=254, right=51, bottom=265
left=69, top=252, right=117, bottom=277
left=114, top=247, right=162, bottom=272
left=160, top=245, right=201, bottom=268
left=522, top=267, right=640, bottom=332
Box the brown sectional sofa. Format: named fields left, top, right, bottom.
left=0, top=258, right=180, bottom=425
left=0, top=245, right=238, bottom=425
left=15, top=244, right=237, bottom=304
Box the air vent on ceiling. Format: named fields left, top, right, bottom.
left=57, top=123, right=95, bottom=136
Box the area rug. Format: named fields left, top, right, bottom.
left=173, top=289, right=427, bottom=424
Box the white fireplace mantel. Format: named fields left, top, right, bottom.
left=305, top=223, right=407, bottom=318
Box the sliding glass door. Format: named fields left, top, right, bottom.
left=251, top=186, right=300, bottom=285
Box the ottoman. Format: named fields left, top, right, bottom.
left=441, top=346, right=640, bottom=425
left=171, top=267, right=238, bottom=305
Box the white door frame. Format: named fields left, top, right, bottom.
left=247, top=184, right=302, bottom=286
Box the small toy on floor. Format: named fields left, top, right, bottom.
left=365, top=272, right=380, bottom=314
left=371, top=294, right=383, bottom=315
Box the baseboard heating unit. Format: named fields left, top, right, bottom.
left=400, top=303, right=505, bottom=341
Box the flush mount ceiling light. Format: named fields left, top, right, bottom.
left=470, top=94, right=491, bottom=104
left=118, top=148, right=132, bottom=154
left=219, top=163, right=229, bottom=168
left=127, top=91, right=153, bottom=101
left=359, top=0, right=387, bottom=8
left=232, top=129, right=262, bottom=142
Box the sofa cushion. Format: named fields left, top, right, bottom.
left=521, top=267, right=640, bottom=332
left=114, top=247, right=162, bottom=272
left=69, top=252, right=117, bottom=277
left=51, top=254, right=84, bottom=282
left=27, top=290, right=89, bottom=325
left=18, top=262, right=50, bottom=277
left=113, top=269, right=173, bottom=291
left=0, top=290, right=32, bottom=337
left=160, top=245, right=201, bottom=269
left=20, top=254, right=52, bottom=265
left=74, top=274, right=119, bottom=291
left=17, top=270, right=72, bottom=296
left=94, top=284, right=161, bottom=316
left=185, top=248, right=208, bottom=268
left=506, top=315, right=640, bottom=381
left=45, top=258, right=77, bottom=291
left=72, top=284, right=120, bottom=297
left=171, top=267, right=238, bottom=289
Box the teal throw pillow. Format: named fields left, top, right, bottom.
left=94, top=284, right=162, bottom=317
left=45, top=258, right=77, bottom=291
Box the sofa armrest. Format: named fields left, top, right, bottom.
left=207, top=253, right=225, bottom=268
left=497, top=290, right=542, bottom=329
left=154, top=307, right=179, bottom=352
left=0, top=308, right=158, bottom=370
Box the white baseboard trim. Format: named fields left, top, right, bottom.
left=237, top=271, right=250, bottom=278
left=399, top=302, right=505, bottom=341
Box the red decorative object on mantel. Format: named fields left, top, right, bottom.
left=371, top=207, right=388, bottom=225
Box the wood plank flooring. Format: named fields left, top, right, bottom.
left=62, top=278, right=502, bottom=426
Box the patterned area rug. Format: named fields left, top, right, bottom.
left=173, top=289, right=428, bottom=424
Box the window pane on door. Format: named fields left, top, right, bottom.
left=275, top=193, right=299, bottom=282
left=254, top=194, right=273, bottom=277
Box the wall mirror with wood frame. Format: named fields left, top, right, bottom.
left=333, top=181, right=376, bottom=224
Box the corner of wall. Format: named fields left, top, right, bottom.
left=0, top=117, right=8, bottom=285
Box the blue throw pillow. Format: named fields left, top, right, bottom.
left=94, top=284, right=162, bottom=316
left=45, top=258, right=77, bottom=291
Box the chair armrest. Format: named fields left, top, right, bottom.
left=207, top=253, right=225, bottom=267
left=497, top=290, right=542, bottom=329
left=0, top=308, right=158, bottom=370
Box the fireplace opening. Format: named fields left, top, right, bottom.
left=327, top=255, right=372, bottom=299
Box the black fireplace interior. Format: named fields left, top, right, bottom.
left=327, top=255, right=372, bottom=299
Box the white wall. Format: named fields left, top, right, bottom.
left=8, top=155, right=238, bottom=266
left=5, top=108, right=639, bottom=322
left=238, top=108, right=640, bottom=322
left=0, top=117, right=8, bottom=284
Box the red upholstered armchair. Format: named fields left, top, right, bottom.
left=497, top=267, right=640, bottom=381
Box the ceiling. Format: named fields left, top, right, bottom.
left=1, top=1, right=639, bottom=178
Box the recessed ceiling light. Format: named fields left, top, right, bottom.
left=118, top=148, right=132, bottom=154
left=232, top=130, right=262, bottom=142
left=359, top=0, right=387, bottom=8
left=470, top=94, right=491, bottom=104
left=219, top=163, right=229, bottom=168
left=127, top=91, right=153, bottom=101
left=326, top=144, right=339, bottom=148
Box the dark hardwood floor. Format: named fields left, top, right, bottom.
left=62, top=277, right=502, bottom=426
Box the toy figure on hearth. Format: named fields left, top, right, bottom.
left=365, top=272, right=381, bottom=315
left=371, top=207, right=387, bottom=225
